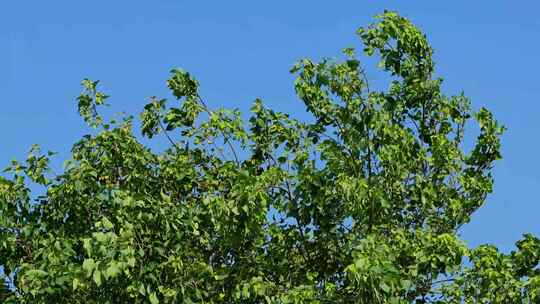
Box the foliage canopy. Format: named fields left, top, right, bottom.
left=2, top=11, right=539, bottom=303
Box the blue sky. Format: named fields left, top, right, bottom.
left=1, top=1, right=539, bottom=252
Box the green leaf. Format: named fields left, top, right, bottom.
left=214, top=274, right=228, bottom=281
left=93, top=269, right=102, bottom=286
left=105, top=263, right=121, bottom=279
left=82, top=259, right=96, bottom=276
left=149, top=292, right=159, bottom=304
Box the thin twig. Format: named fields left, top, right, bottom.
left=196, top=94, right=240, bottom=165
left=359, top=69, right=371, bottom=96
left=158, top=119, right=183, bottom=152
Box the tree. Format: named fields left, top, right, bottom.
left=1, top=11, right=539, bottom=303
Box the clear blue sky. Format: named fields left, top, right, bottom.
left=1, top=1, right=539, bottom=252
